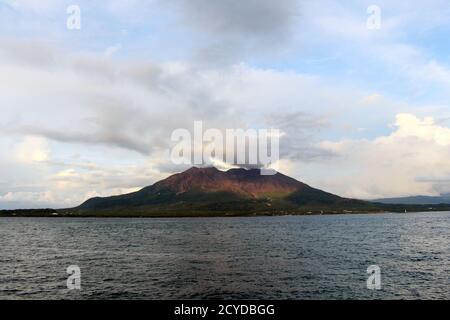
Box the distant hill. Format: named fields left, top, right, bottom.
left=373, top=195, right=450, bottom=205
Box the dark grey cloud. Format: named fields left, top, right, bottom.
left=167, top=0, right=300, bottom=64
left=0, top=38, right=60, bottom=67
left=179, top=0, right=298, bottom=38
left=415, top=175, right=450, bottom=195
left=266, top=111, right=336, bottom=162
left=0, top=49, right=237, bottom=156
left=4, top=99, right=234, bottom=159
left=416, top=176, right=450, bottom=183
left=8, top=105, right=161, bottom=155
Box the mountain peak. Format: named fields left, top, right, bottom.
left=155, top=166, right=293, bottom=197
left=186, top=166, right=220, bottom=172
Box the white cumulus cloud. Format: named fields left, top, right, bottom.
left=314, top=113, right=450, bottom=199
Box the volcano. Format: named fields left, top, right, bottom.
left=74, top=167, right=375, bottom=216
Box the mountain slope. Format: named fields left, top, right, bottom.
left=76, top=167, right=371, bottom=216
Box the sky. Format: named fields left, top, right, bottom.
left=1, top=0, right=450, bottom=209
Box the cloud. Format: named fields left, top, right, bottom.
left=13, top=103, right=159, bottom=155
left=266, top=111, right=335, bottom=162
left=313, top=113, right=450, bottom=199
left=360, top=94, right=384, bottom=106
left=0, top=191, right=55, bottom=205
left=14, top=136, right=50, bottom=163
left=392, top=113, right=450, bottom=145
left=104, top=43, right=122, bottom=57
left=0, top=151, right=169, bottom=209
left=1, top=40, right=352, bottom=160
left=166, top=0, right=300, bottom=64
left=0, top=38, right=60, bottom=67
left=175, top=0, right=298, bottom=39
left=296, top=0, right=450, bottom=101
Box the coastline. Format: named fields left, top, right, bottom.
left=2, top=206, right=450, bottom=218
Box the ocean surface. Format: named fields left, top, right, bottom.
left=0, top=212, right=449, bottom=300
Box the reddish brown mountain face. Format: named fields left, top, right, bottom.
left=78, top=166, right=362, bottom=212
left=154, top=167, right=306, bottom=198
